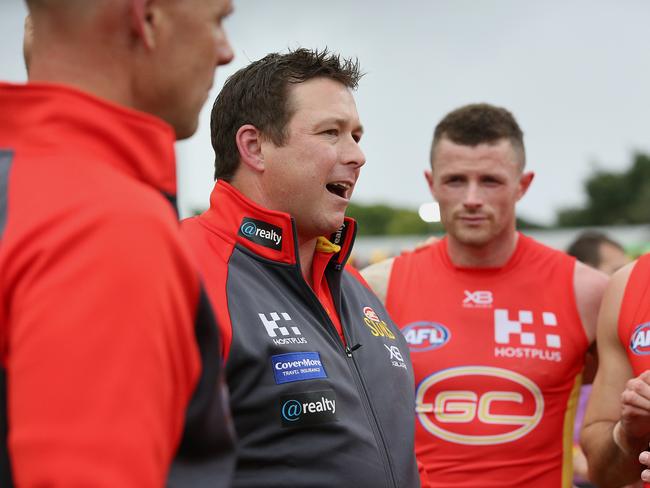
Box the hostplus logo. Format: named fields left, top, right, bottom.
left=258, top=312, right=307, bottom=346
left=239, top=217, right=282, bottom=250
left=493, top=309, right=562, bottom=362
left=279, top=390, right=337, bottom=427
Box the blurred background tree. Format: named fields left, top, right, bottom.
left=557, top=153, right=650, bottom=226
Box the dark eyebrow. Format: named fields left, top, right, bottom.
left=316, top=117, right=364, bottom=135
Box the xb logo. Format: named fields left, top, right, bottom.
left=384, top=344, right=404, bottom=362
left=240, top=221, right=257, bottom=236
left=463, top=290, right=493, bottom=307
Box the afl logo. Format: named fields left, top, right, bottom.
left=630, top=322, right=650, bottom=355
left=240, top=221, right=257, bottom=237
left=402, top=321, right=450, bottom=352
left=415, top=366, right=544, bottom=445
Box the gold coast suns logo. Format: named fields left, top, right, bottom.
left=415, top=366, right=544, bottom=445
left=362, top=306, right=395, bottom=340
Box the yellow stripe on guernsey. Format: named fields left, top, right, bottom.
left=561, top=373, right=583, bottom=488
left=316, top=236, right=341, bottom=254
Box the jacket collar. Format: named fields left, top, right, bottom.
left=0, top=82, right=177, bottom=197
left=201, top=180, right=357, bottom=267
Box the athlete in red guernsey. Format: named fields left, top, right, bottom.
left=362, top=103, right=607, bottom=488
left=582, top=253, right=650, bottom=487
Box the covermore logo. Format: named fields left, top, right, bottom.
left=415, top=366, right=544, bottom=445
left=239, top=217, right=283, bottom=251
left=630, top=322, right=650, bottom=355
left=280, top=390, right=337, bottom=428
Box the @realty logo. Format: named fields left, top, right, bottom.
left=281, top=400, right=304, bottom=422
left=279, top=390, right=337, bottom=428
left=240, top=220, right=257, bottom=237
left=238, top=217, right=283, bottom=250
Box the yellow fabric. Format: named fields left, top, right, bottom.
left=562, top=373, right=583, bottom=488
left=316, top=236, right=341, bottom=254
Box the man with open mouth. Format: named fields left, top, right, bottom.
left=181, top=48, right=420, bottom=488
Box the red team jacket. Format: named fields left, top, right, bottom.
left=0, top=83, right=235, bottom=487
left=386, top=234, right=588, bottom=488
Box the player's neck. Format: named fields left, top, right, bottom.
left=297, top=238, right=318, bottom=287
left=446, top=230, right=519, bottom=268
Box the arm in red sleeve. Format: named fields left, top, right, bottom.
left=6, top=208, right=201, bottom=487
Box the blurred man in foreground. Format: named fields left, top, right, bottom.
left=182, top=49, right=420, bottom=487
left=1, top=1, right=236, bottom=486
left=362, top=103, right=607, bottom=487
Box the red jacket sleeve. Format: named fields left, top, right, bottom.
left=5, top=209, right=201, bottom=487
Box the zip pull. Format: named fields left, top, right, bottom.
left=345, top=343, right=362, bottom=357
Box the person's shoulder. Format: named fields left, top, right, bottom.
left=574, top=260, right=609, bottom=294
left=521, top=233, right=573, bottom=260
left=360, top=257, right=395, bottom=305
left=609, top=259, right=638, bottom=301
left=599, top=260, right=636, bottom=323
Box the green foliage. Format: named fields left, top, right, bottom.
left=557, top=153, right=650, bottom=226
left=516, top=216, right=547, bottom=230
left=346, top=202, right=443, bottom=236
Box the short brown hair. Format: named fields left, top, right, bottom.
left=430, top=103, right=525, bottom=169
left=210, top=48, right=362, bottom=181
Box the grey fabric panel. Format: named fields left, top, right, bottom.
left=168, top=286, right=237, bottom=487
left=0, top=150, right=14, bottom=238
left=223, top=245, right=420, bottom=488
left=0, top=366, right=14, bottom=487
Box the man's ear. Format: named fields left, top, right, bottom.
left=424, top=169, right=437, bottom=201
left=517, top=171, right=535, bottom=201
left=236, top=125, right=265, bottom=173
left=130, top=0, right=156, bottom=49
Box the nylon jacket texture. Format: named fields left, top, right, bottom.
left=0, top=82, right=236, bottom=488
left=181, top=180, right=420, bottom=488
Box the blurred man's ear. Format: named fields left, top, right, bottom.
left=130, top=0, right=157, bottom=49
left=517, top=171, right=535, bottom=201
left=424, top=168, right=439, bottom=202
left=23, top=15, right=34, bottom=75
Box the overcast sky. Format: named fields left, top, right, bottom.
left=3, top=1, right=650, bottom=224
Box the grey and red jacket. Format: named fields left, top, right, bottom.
left=181, top=181, right=420, bottom=488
